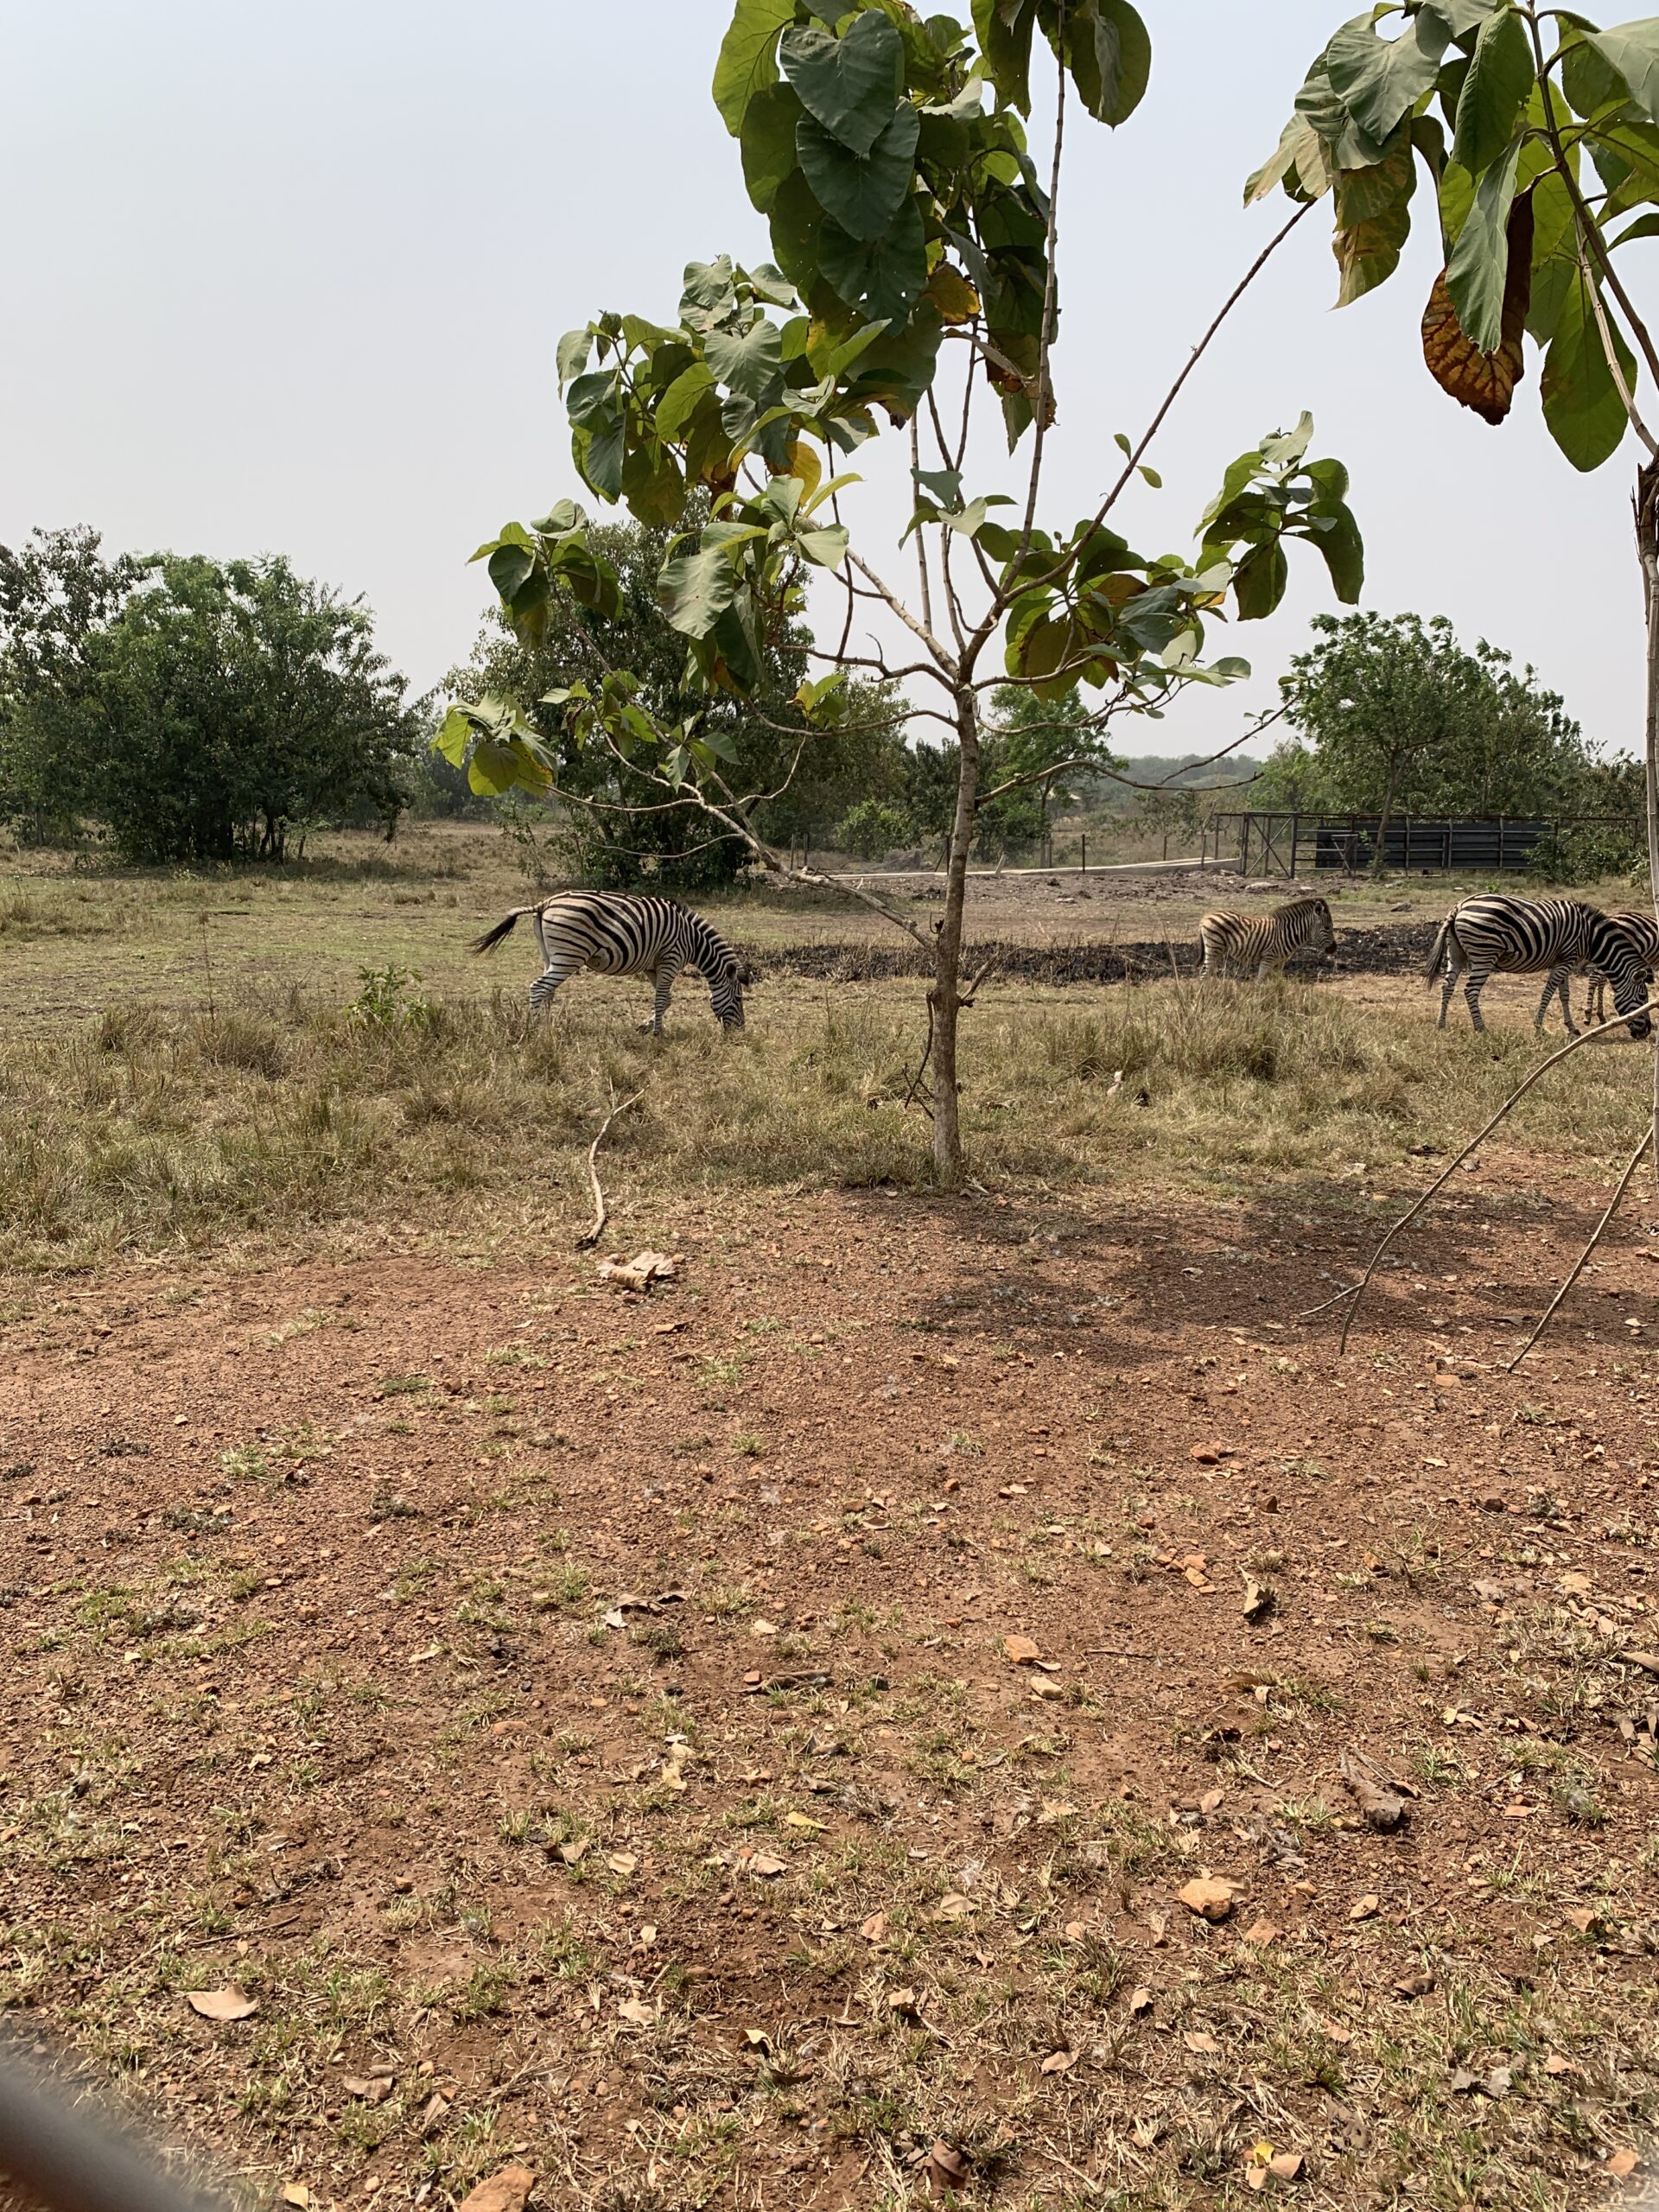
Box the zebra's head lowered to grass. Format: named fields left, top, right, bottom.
left=706, top=949, right=756, bottom=1031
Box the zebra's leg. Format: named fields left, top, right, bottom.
left=1437, top=959, right=1457, bottom=1030
left=647, top=965, right=676, bottom=1036
left=528, top=963, right=573, bottom=1017
left=1539, top=967, right=1579, bottom=1036
left=1464, top=968, right=1488, bottom=1033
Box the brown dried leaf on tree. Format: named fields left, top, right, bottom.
left=1421, top=194, right=1533, bottom=424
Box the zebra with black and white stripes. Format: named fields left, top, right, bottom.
left=1198, top=896, right=1336, bottom=980
left=471, top=892, right=756, bottom=1033
left=1426, top=895, right=1653, bottom=1038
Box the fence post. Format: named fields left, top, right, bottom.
left=1079, top=833, right=1086, bottom=877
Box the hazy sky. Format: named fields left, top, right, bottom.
left=1, top=2, right=1646, bottom=760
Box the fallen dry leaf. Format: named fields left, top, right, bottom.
left=1040, top=2048, right=1077, bottom=2074
left=926, top=2139, right=970, bottom=2196
left=860, top=1911, right=888, bottom=1943
left=456, top=2164, right=536, bottom=2212
left=185, top=1986, right=258, bottom=2022
left=1394, top=1971, right=1435, bottom=1999
left=1002, top=1634, right=1042, bottom=1665
left=1241, top=1573, right=1274, bottom=1623
left=1608, top=2149, right=1641, bottom=2178
left=617, top=1998, right=657, bottom=2026
left=280, top=2189, right=309, bottom=2209
left=419, top=2092, right=451, bottom=2136
left=595, top=1250, right=677, bottom=1292
left=557, top=1838, right=589, bottom=1866
left=1036, top=1798, right=1077, bottom=1826
left=1348, top=1892, right=1380, bottom=1923
left=1178, top=1877, right=1238, bottom=1923
left=1128, top=1986, right=1154, bottom=2013
left=931, top=1891, right=972, bottom=1922
left=1339, top=1750, right=1407, bottom=1832
left=782, top=1811, right=823, bottom=1834
left=887, top=1987, right=919, bottom=2015
left=745, top=1852, right=787, bottom=1878
left=1270, top=2152, right=1304, bottom=2181
left=1184, top=2029, right=1223, bottom=2054
left=1322, top=2019, right=1354, bottom=2045
left=607, top=1851, right=638, bottom=1876
left=341, top=2075, right=392, bottom=2106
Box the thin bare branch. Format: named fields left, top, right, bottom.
left=575, top=1085, right=645, bottom=1252
left=847, top=550, right=957, bottom=671
left=1506, top=1119, right=1653, bottom=1369
left=910, top=416, right=938, bottom=638
left=1305, top=997, right=1656, bottom=1350
left=960, top=199, right=1313, bottom=681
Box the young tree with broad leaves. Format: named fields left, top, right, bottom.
left=440, top=0, right=1365, bottom=1186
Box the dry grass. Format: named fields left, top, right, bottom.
left=0, top=961, right=1651, bottom=1278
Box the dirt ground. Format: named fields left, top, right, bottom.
left=7, top=1167, right=1659, bottom=2210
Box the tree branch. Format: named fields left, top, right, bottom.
left=847, top=551, right=957, bottom=671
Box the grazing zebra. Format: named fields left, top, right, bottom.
left=470, top=892, right=756, bottom=1032
left=1425, top=896, right=1653, bottom=1038
left=1198, top=896, right=1336, bottom=980
left=1564, top=908, right=1659, bottom=1026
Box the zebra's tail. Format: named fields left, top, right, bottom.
left=1423, top=912, right=1454, bottom=986
left=470, top=908, right=532, bottom=956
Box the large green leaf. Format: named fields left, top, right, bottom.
left=817, top=195, right=929, bottom=325
left=1445, top=133, right=1522, bottom=353
left=741, top=82, right=806, bottom=213
left=1059, top=0, right=1151, bottom=128
left=658, top=545, right=740, bottom=639
left=713, top=0, right=796, bottom=137
left=1541, top=267, right=1637, bottom=470
left=1333, top=122, right=1416, bottom=304
left=1232, top=540, right=1291, bottom=621
left=1452, top=7, right=1534, bottom=175
left=780, top=12, right=905, bottom=156
left=1325, top=10, right=1449, bottom=143
left=657, top=363, right=715, bottom=442
left=1297, top=508, right=1365, bottom=605
left=704, top=318, right=785, bottom=404
left=972, top=0, right=1039, bottom=115
left=767, top=168, right=830, bottom=293
left=620, top=441, right=686, bottom=529
left=1420, top=0, right=1496, bottom=35
left=1585, top=19, right=1659, bottom=128
left=797, top=103, right=920, bottom=239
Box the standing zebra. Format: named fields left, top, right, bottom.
left=1198, top=896, right=1336, bottom=980
left=1425, top=896, right=1652, bottom=1038
left=1564, top=908, right=1659, bottom=1026
left=471, top=892, right=756, bottom=1032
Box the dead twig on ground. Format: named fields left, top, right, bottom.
left=1507, top=1118, right=1654, bottom=1370
left=1291, top=1001, right=1653, bottom=1349
left=575, top=1084, right=645, bottom=1251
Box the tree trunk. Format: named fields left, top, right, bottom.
left=931, top=690, right=980, bottom=1187
left=1371, top=759, right=1402, bottom=876
left=1637, top=459, right=1659, bottom=1176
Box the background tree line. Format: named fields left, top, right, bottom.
left=0, top=524, right=1637, bottom=879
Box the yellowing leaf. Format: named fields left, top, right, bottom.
left=925, top=264, right=982, bottom=325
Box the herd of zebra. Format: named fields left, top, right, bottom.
left=470, top=888, right=1659, bottom=1042
left=1198, top=891, right=1658, bottom=1039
